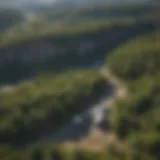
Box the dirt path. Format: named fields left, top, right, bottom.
left=62, top=68, right=128, bottom=150
left=100, top=68, right=128, bottom=99
left=22, top=68, right=128, bottom=151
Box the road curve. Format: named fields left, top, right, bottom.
left=24, top=68, right=120, bottom=148
left=0, top=68, right=121, bottom=149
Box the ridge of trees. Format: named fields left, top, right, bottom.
left=107, top=31, right=160, bottom=160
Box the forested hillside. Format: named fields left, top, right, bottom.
left=0, top=69, right=107, bottom=146
left=1, top=31, right=159, bottom=160
left=42, top=4, right=159, bottom=22
left=0, top=18, right=156, bottom=85
left=0, top=3, right=159, bottom=160
left=107, top=31, right=160, bottom=160
left=107, top=31, right=160, bottom=81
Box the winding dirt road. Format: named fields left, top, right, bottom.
left=24, top=68, right=127, bottom=149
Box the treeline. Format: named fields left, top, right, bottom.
left=0, top=18, right=156, bottom=85
left=0, top=144, right=108, bottom=160
left=107, top=31, right=160, bottom=81
left=0, top=69, right=107, bottom=147
left=1, top=13, right=158, bottom=46
left=43, top=4, right=159, bottom=21
left=0, top=4, right=159, bottom=45
left=1, top=19, right=134, bottom=46
left=107, top=31, right=160, bottom=159
left=70, top=4, right=159, bottom=20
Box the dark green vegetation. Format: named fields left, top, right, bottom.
left=0, top=8, right=24, bottom=31
left=108, top=31, right=160, bottom=160
left=41, top=4, right=159, bottom=22
left=0, top=144, right=109, bottom=160
left=0, top=18, right=148, bottom=46
left=0, top=20, right=156, bottom=85
left=0, top=69, right=107, bottom=147
left=107, top=32, right=160, bottom=81
left=0, top=4, right=160, bottom=160
left=1, top=4, right=159, bottom=46
left=1, top=28, right=159, bottom=160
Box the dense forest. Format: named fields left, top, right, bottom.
left=37, top=4, right=159, bottom=21
left=0, top=69, right=108, bottom=146
left=0, top=19, right=156, bottom=84
left=0, top=3, right=160, bottom=160
left=107, top=31, right=160, bottom=160
left=107, top=31, right=160, bottom=81
left=1, top=31, right=159, bottom=160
